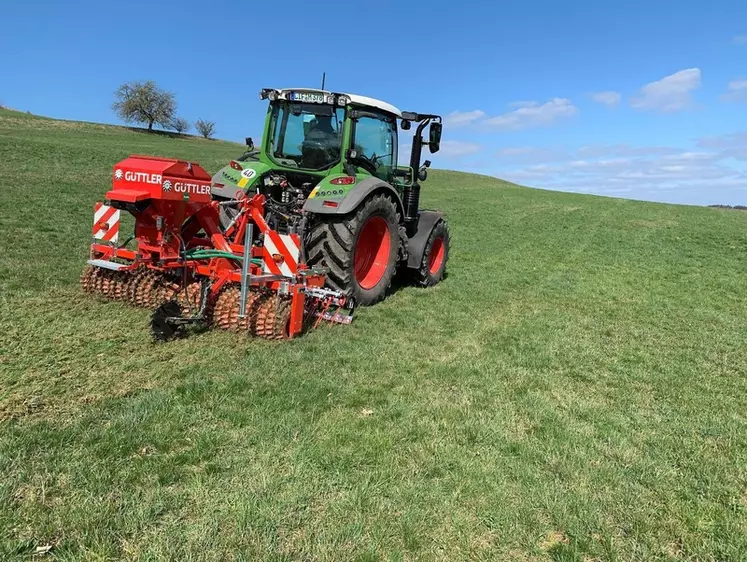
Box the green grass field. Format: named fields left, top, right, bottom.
left=1, top=107, right=747, bottom=561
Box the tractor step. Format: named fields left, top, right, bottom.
left=87, top=259, right=127, bottom=271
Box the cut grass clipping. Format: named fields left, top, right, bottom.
left=1, top=108, right=747, bottom=561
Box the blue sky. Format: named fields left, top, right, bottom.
left=3, top=0, right=747, bottom=205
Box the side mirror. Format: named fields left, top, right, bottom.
left=245, top=137, right=254, bottom=150
left=400, top=120, right=411, bottom=131
left=428, top=122, right=442, bottom=153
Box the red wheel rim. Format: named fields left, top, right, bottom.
left=354, top=216, right=391, bottom=290
left=428, top=236, right=445, bottom=275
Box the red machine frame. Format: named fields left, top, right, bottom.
left=87, top=155, right=351, bottom=338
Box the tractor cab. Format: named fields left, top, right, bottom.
left=213, top=88, right=441, bottom=192
left=255, top=88, right=441, bottom=184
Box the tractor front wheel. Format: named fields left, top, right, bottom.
left=412, top=219, right=450, bottom=287
left=306, top=193, right=400, bottom=306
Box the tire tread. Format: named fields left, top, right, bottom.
left=304, top=193, right=399, bottom=306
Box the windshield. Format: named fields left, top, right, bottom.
left=269, top=102, right=344, bottom=170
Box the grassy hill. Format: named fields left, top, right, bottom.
left=1, top=108, right=746, bottom=561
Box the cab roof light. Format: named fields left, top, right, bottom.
left=260, top=88, right=279, bottom=101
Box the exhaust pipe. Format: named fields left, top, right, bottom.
left=403, top=117, right=432, bottom=236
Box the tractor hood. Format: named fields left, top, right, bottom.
left=211, top=160, right=270, bottom=199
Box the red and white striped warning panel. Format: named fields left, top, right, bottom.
left=92, top=202, right=120, bottom=243
left=262, top=232, right=300, bottom=277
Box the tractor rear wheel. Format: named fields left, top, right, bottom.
left=412, top=219, right=450, bottom=287
left=306, top=193, right=399, bottom=306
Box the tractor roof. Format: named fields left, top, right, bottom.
left=271, top=88, right=402, bottom=118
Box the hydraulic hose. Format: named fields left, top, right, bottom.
left=185, top=249, right=262, bottom=264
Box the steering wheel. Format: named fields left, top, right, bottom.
left=354, top=154, right=378, bottom=175
left=303, top=139, right=329, bottom=151
left=302, top=139, right=338, bottom=169
left=368, top=152, right=382, bottom=168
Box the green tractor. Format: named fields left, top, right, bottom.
left=211, top=88, right=450, bottom=306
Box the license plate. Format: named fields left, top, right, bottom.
left=289, top=91, right=325, bottom=103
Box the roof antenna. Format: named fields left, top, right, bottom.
left=321, top=72, right=326, bottom=90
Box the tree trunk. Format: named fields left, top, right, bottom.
left=148, top=120, right=153, bottom=132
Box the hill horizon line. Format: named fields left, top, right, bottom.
left=1, top=106, right=742, bottom=210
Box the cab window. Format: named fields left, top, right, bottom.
left=352, top=112, right=397, bottom=181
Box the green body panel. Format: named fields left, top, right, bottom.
left=308, top=172, right=373, bottom=199
left=212, top=161, right=273, bottom=192
left=211, top=158, right=386, bottom=208
left=304, top=175, right=406, bottom=218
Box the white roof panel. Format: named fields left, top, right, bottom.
left=346, top=94, right=402, bottom=117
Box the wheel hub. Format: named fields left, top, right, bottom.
left=428, top=236, right=445, bottom=275
left=354, top=216, right=391, bottom=290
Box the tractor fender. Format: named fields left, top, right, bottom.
left=303, top=177, right=405, bottom=219
left=406, top=210, right=446, bottom=269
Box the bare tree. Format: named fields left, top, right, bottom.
left=171, top=117, right=190, bottom=134
left=195, top=119, right=216, bottom=139
left=112, top=80, right=176, bottom=132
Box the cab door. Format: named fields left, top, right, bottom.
left=350, top=110, right=398, bottom=184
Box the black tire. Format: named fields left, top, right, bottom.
left=305, top=193, right=400, bottom=306
left=150, top=300, right=185, bottom=341
left=412, top=219, right=450, bottom=287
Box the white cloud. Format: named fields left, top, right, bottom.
left=721, top=79, right=747, bottom=105
left=495, top=146, right=572, bottom=164
left=698, top=131, right=747, bottom=149
left=509, top=101, right=539, bottom=108
left=697, top=131, right=747, bottom=161
left=630, top=68, right=701, bottom=112
left=590, top=91, right=622, bottom=106
left=438, top=140, right=482, bottom=158
left=484, top=98, right=578, bottom=131
left=577, top=145, right=681, bottom=158
left=442, top=97, right=578, bottom=132
left=494, top=140, right=747, bottom=205
left=721, top=147, right=747, bottom=160
left=398, top=140, right=481, bottom=162
left=443, top=110, right=485, bottom=128
left=734, top=34, right=747, bottom=45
